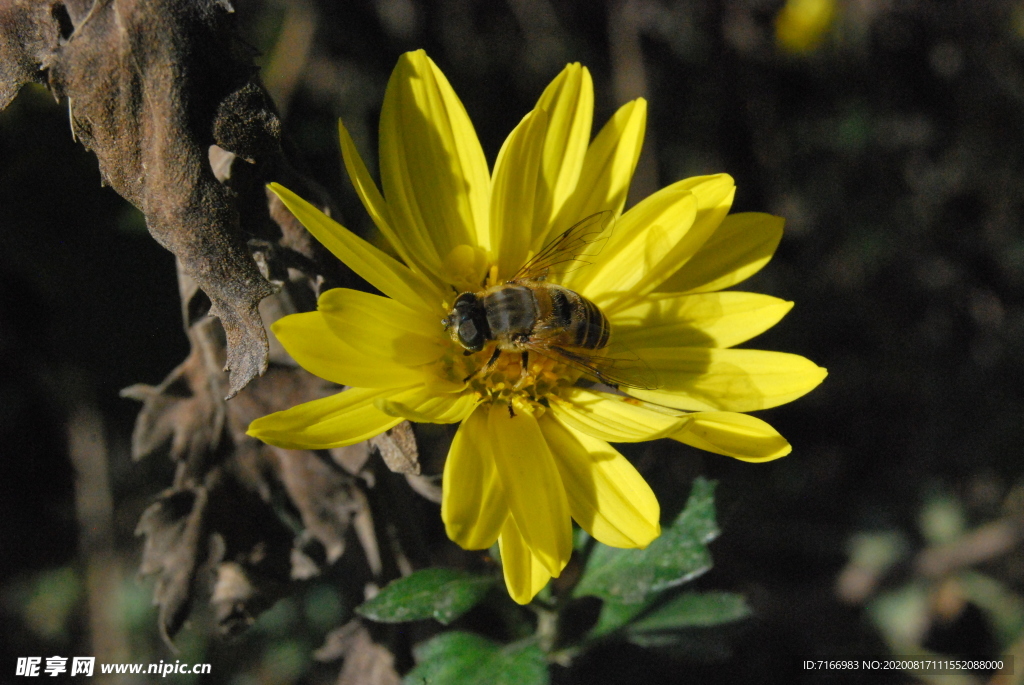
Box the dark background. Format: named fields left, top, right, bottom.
left=2, top=0, right=1022, bottom=683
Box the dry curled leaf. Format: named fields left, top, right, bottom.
left=315, top=620, right=401, bottom=685
left=135, top=468, right=298, bottom=641
left=1, top=0, right=283, bottom=396
left=2, top=0, right=425, bottom=648
left=120, top=318, right=227, bottom=466
left=135, top=486, right=209, bottom=644
left=128, top=271, right=392, bottom=640
left=370, top=422, right=421, bottom=475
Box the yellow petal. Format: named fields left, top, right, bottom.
left=611, top=292, right=794, bottom=349
left=658, top=212, right=784, bottom=294
left=491, top=109, right=550, bottom=279
left=268, top=183, right=443, bottom=312
left=627, top=347, right=828, bottom=412
left=374, top=385, right=479, bottom=424
left=271, top=312, right=424, bottom=388
left=498, top=516, right=552, bottom=605
left=379, top=50, right=491, bottom=266
left=534, top=64, right=594, bottom=235
left=247, top=386, right=408, bottom=449
left=543, top=98, right=647, bottom=253
left=442, top=243, right=490, bottom=294
left=630, top=173, right=736, bottom=295
left=572, top=183, right=696, bottom=297
left=549, top=388, right=687, bottom=442
left=317, top=288, right=444, bottom=367
left=672, top=412, right=792, bottom=462
left=442, top=408, right=508, bottom=549
left=487, top=402, right=572, bottom=576
left=338, top=120, right=434, bottom=279
left=492, top=63, right=596, bottom=278
left=540, top=415, right=660, bottom=548
left=578, top=174, right=736, bottom=307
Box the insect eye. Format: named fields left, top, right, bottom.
left=458, top=320, right=480, bottom=348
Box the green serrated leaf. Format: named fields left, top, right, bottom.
left=574, top=478, right=719, bottom=604
left=628, top=592, right=750, bottom=633
left=356, top=569, right=494, bottom=625
left=404, top=632, right=549, bottom=685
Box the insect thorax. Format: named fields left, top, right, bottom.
left=482, top=285, right=538, bottom=346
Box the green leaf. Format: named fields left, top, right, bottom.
left=591, top=590, right=749, bottom=639
left=609, top=592, right=750, bottom=656
left=356, top=569, right=494, bottom=625
left=574, top=478, right=719, bottom=604
left=628, top=592, right=750, bottom=633
left=589, top=600, right=648, bottom=638
left=573, top=526, right=591, bottom=552
left=626, top=627, right=736, bottom=660
left=404, top=632, right=549, bottom=685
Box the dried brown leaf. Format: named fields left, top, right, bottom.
left=0, top=1, right=57, bottom=109
left=210, top=556, right=288, bottom=637
left=2, top=0, right=423, bottom=645
left=135, top=486, right=209, bottom=643
left=370, top=422, right=421, bottom=475
left=120, top=322, right=226, bottom=465
left=271, top=445, right=366, bottom=566
left=315, top=620, right=401, bottom=685
left=1, top=0, right=284, bottom=396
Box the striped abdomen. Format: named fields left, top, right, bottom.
left=478, top=282, right=611, bottom=351
left=545, top=285, right=610, bottom=350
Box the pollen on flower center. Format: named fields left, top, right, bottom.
left=432, top=337, right=580, bottom=408
left=469, top=346, right=577, bottom=405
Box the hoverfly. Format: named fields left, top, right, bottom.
left=442, top=211, right=656, bottom=393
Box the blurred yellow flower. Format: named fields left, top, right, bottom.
left=248, top=50, right=826, bottom=604
left=775, top=0, right=837, bottom=53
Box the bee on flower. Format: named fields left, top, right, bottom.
left=248, top=50, right=826, bottom=604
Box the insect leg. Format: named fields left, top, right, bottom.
left=512, top=350, right=530, bottom=387
left=462, top=346, right=502, bottom=382
left=483, top=346, right=502, bottom=370
left=511, top=350, right=536, bottom=393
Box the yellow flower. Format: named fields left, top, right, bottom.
left=775, top=0, right=837, bottom=54
left=248, top=50, right=826, bottom=604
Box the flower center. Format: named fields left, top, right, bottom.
left=434, top=340, right=582, bottom=409
left=467, top=344, right=579, bottom=405
left=436, top=249, right=589, bottom=409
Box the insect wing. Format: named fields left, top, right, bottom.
left=526, top=343, right=660, bottom=390
left=511, top=211, right=613, bottom=283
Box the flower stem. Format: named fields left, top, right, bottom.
left=534, top=604, right=558, bottom=653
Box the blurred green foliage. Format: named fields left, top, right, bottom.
left=355, top=478, right=748, bottom=682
